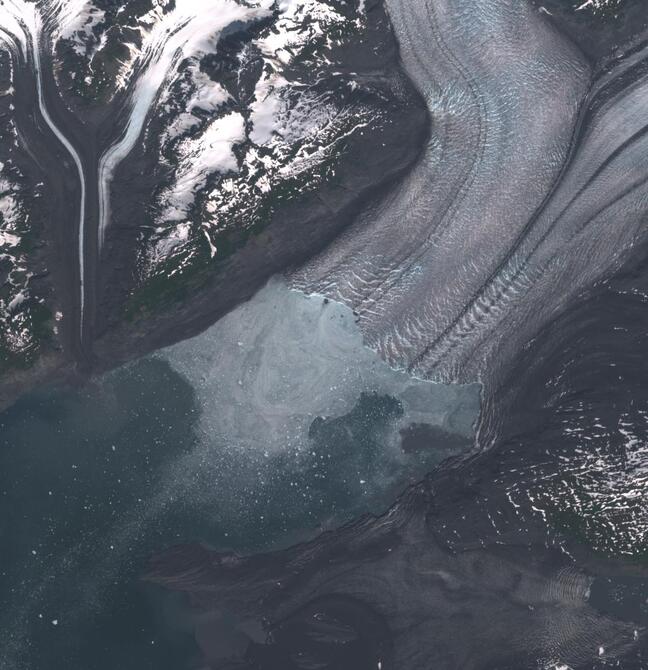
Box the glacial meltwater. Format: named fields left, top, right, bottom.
left=0, top=279, right=480, bottom=670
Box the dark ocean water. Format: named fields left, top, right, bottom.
left=0, top=286, right=479, bottom=670
left=4, top=253, right=648, bottom=668
left=0, top=359, right=202, bottom=669
left=142, top=241, right=648, bottom=670
left=4, top=264, right=648, bottom=670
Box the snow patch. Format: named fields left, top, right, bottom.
left=160, top=112, right=246, bottom=222
left=54, top=1, right=106, bottom=55
left=162, top=68, right=230, bottom=142
left=98, top=0, right=272, bottom=246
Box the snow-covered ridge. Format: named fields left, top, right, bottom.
left=575, top=0, right=619, bottom=13
left=0, top=169, right=32, bottom=354
left=52, top=0, right=106, bottom=55
left=0, top=156, right=49, bottom=358
left=144, top=0, right=371, bottom=277
left=0, top=0, right=103, bottom=54
left=0, top=0, right=374, bottom=342
left=97, top=0, right=274, bottom=247
left=159, top=0, right=350, bottom=217
left=0, top=0, right=39, bottom=53
left=161, top=68, right=231, bottom=143
left=0, top=21, right=39, bottom=358
left=159, top=112, right=246, bottom=223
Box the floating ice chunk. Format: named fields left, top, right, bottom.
left=576, top=0, right=614, bottom=12
left=8, top=291, right=27, bottom=312
left=159, top=278, right=480, bottom=456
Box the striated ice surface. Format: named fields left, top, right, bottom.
left=293, top=0, right=590, bottom=383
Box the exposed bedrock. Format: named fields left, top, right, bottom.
left=530, top=0, right=648, bottom=60
left=143, top=4, right=648, bottom=667
left=2, top=0, right=648, bottom=408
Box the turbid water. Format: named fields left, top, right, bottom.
left=0, top=280, right=479, bottom=670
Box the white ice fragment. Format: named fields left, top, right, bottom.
left=7, top=291, right=26, bottom=312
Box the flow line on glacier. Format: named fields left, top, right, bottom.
left=30, top=24, right=87, bottom=344
left=0, top=1, right=87, bottom=344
